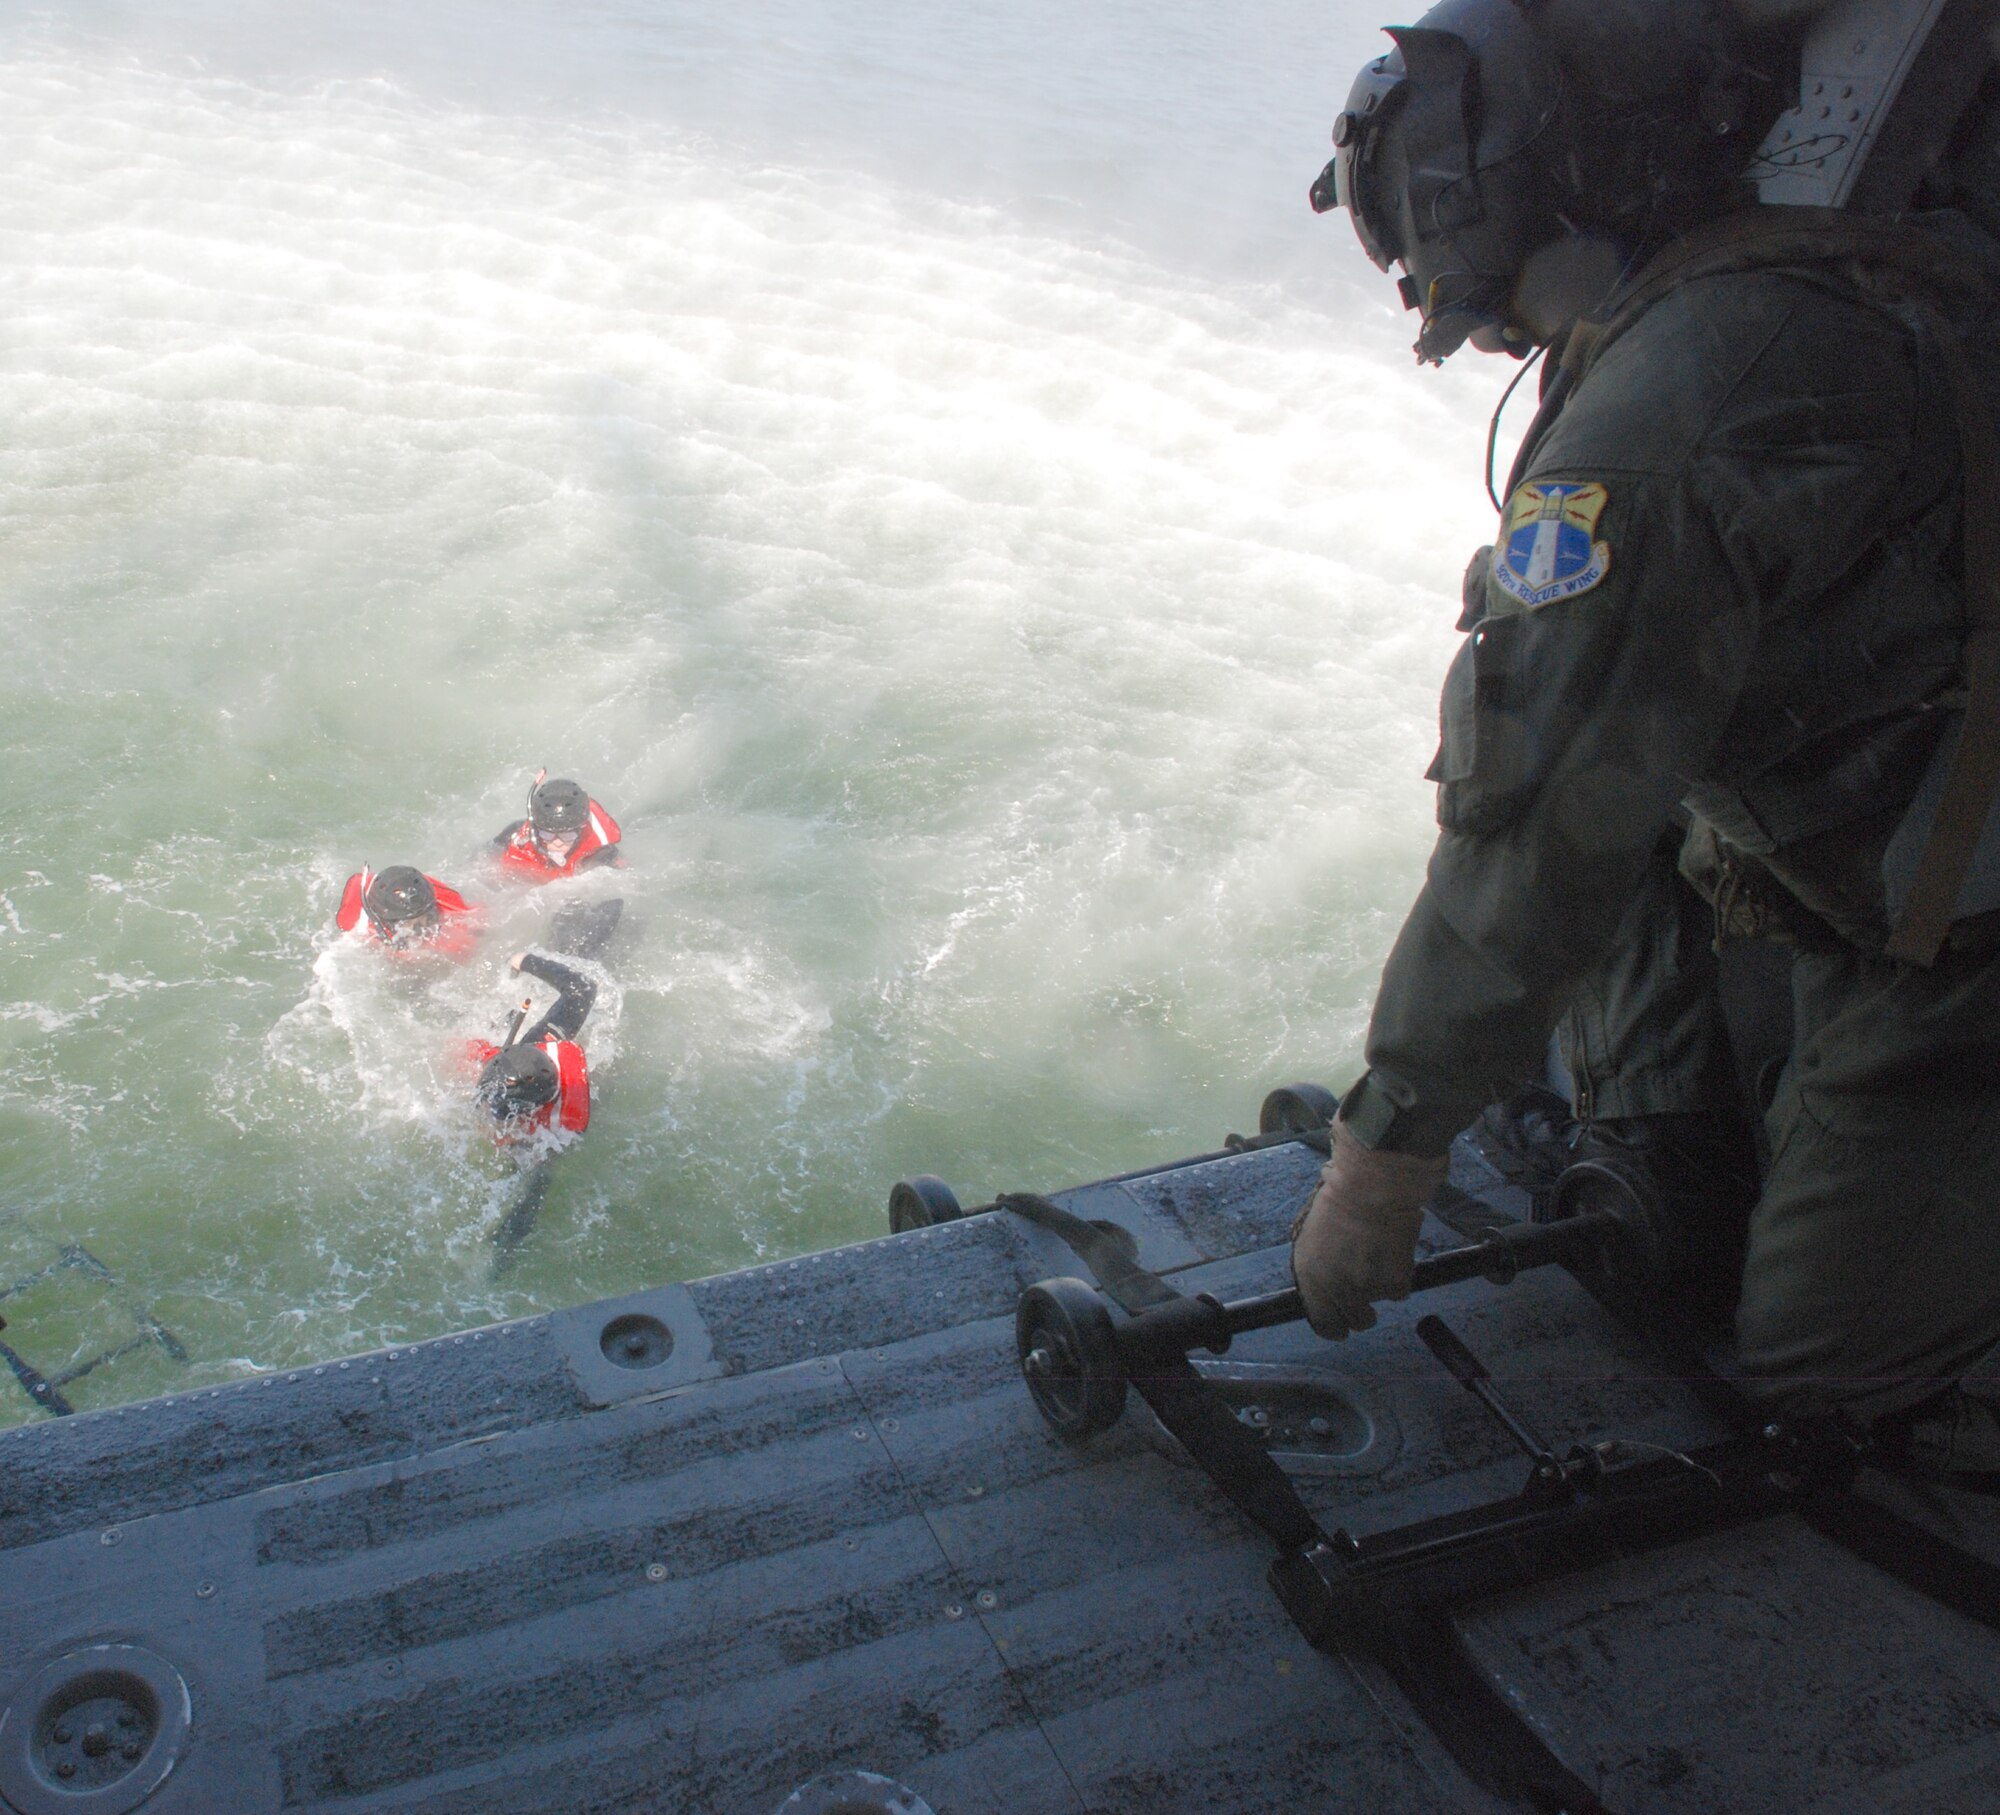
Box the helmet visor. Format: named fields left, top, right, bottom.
left=1319, top=58, right=1409, bottom=270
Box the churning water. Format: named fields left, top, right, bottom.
left=0, top=1, right=1505, bottom=1423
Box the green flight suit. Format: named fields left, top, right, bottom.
left=1345, top=215, right=2000, bottom=1443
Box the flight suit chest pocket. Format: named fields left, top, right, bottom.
left=1428, top=612, right=1535, bottom=833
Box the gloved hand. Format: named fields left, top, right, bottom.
left=1290, top=1118, right=1448, bottom=1338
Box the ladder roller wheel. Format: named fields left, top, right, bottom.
left=888, top=1175, right=964, bottom=1234
left=1015, top=1277, right=1128, bottom=1439
left=1258, top=1082, right=1339, bottom=1136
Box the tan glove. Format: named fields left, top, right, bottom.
left=1290, top=1118, right=1448, bottom=1338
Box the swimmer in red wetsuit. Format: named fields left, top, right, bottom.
left=469, top=951, right=595, bottom=1142
left=491, top=772, right=623, bottom=882
left=335, top=865, right=481, bottom=960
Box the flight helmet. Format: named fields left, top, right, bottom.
left=1311, top=0, right=1797, bottom=361
left=529, top=779, right=591, bottom=853
left=477, top=1043, right=560, bottom=1122
left=363, top=865, right=440, bottom=939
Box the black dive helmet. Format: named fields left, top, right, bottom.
left=1311, top=0, right=1797, bottom=362
left=477, top=1043, right=559, bottom=1120
left=363, top=865, right=438, bottom=935
left=529, top=778, right=590, bottom=848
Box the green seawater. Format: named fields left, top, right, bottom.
left=0, top=18, right=1496, bottom=1427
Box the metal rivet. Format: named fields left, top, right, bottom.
left=55, top=1763, right=75, bottom=1780
left=880, top=1418, right=900, bottom=1433
left=383, top=1660, right=400, bottom=1677
left=976, top=1590, right=998, bottom=1610
left=852, top=1428, right=869, bottom=1440
left=843, top=1538, right=858, bottom=1551
left=52, top=1726, right=72, bottom=1745
left=944, top=1604, right=964, bottom=1620
left=196, top=1582, right=216, bottom=1599
left=101, top=1528, right=122, bottom=1546
left=967, top=1485, right=985, bottom=1498
left=645, top=1563, right=668, bottom=1582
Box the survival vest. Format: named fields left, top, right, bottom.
left=335, top=869, right=482, bottom=961
left=1548, top=206, right=2000, bottom=966
left=467, top=1035, right=591, bottom=1140
left=496, top=801, right=622, bottom=882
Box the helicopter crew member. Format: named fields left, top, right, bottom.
left=492, top=772, right=622, bottom=882
left=470, top=951, right=595, bottom=1141
left=335, top=864, right=481, bottom=961
left=1292, top=0, right=2000, bottom=1475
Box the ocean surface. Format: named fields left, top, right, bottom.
left=0, top=1, right=1509, bottom=1423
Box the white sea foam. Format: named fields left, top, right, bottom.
left=0, top=5, right=1512, bottom=1418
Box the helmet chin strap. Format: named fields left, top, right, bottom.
left=1413, top=270, right=1515, bottom=365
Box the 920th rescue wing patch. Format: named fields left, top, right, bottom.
left=1494, top=480, right=1612, bottom=609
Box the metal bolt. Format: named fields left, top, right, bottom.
left=117, top=1711, right=138, bottom=1730
left=1024, top=1347, right=1052, bottom=1378
left=1763, top=1423, right=1783, bottom=1442
left=645, top=1562, right=668, bottom=1583
left=122, top=1742, right=143, bottom=1762
left=55, top=1763, right=75, bottom=1781
left=83, top=1726, right=111, bottom=1758
left=623, top=1334, right=648, bottom=1357
left=976, top=1590, right=998, bottom=1610
left=52, top=1725, right=71, bottom=1745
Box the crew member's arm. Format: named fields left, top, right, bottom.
left=577, top=842, right=625, bottom=872
left=490, top=819, right=527, bottom=853
left=1295, top=274, right=1926, bottom=1333
left=511, top=951, right=597, bottom=1044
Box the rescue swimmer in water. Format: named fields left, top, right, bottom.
left=471, top=951, right=595, bottom=1142
left=492, top=770, right=623, bottom=882
left=334, top=863, right=482, bottom=960
left=473, top=947, right=602, bottom=1277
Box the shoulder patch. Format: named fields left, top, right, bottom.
left=1493, top=481, right=1612, bottom=609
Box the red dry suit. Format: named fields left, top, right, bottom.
left=466, top=1035, right=591, bottom=1138
left=492, top=801, right=623, bottom=882
left=334, top=869, right=481, bottom=961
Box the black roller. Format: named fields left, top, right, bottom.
left=1546, top=1155, right=1674, bottom=1303
left=1012, top=1206, right=1635, bottom=1438
left=1258, top=1082, right=1340, bottom=1136
left=888, top=1174, right=964, bottom=1234
left=1016, top=1277, right=1128, bottom=1439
